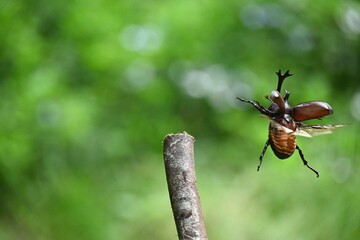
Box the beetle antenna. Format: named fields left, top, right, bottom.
left=296, top=145, right=319, bottom=178
left=276, top=70, right=293, bottom=92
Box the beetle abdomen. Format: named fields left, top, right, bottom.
left=269, top=121, right=296, bottom=159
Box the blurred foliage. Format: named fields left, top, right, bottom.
left=0, top=0, right=360, bottom=239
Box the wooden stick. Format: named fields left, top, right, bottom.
left=163, top=132, right=208, bottom=240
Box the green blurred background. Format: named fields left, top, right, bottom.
left=1, top=0, right=360, bottom=239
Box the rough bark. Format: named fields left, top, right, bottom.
left=163, top=132, right=208, bottom=240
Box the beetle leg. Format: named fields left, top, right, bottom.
left=236, top=97, right=274, bottom=117
left=258, top=139, right=270, bottom=172
left=295, top=145, right=319, bottom=178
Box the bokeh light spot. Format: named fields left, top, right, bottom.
left=120, top=24, right=163, bottom=52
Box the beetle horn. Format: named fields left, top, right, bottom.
left=276, top=69, right=293, bottom=92
left=270, top=90, right=286, bottom=113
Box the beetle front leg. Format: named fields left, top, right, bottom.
left=296, top=145, right=319, bottom=178
left=236, top=97, right=274, bottom=117
left=258, top=139, right=270, bottom=172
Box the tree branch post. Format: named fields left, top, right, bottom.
left=163, top=132, right=208, bottom=240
